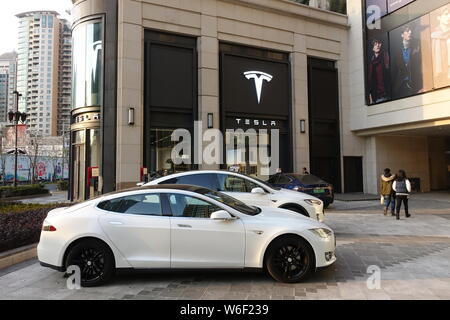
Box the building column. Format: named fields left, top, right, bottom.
left=116, top=0, right=143, bottom=190
left=198, top=2, right=220, bottom=170
left=291, top=34, right=309, bottom=173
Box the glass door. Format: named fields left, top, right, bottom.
left=225, top=131, right=272, bottom=179
left=72, top=130, right=86, bottom=201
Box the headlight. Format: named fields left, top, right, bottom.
left=304, top=199, right=322, bottom=206
left=309, top=228, right=332, bottom=238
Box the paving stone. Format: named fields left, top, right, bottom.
left=2, top=211, right=450, bottom=300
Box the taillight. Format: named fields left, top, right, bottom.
left=42, top=225, right=57, bottom=232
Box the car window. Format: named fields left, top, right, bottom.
left=217, top=174, right=249, bottom=192
left=277, top=175, right=292, bottom=184
left=167, top=193, right=221, bottom=218
left=98, top=193, right=163, bottom=216
left=292, top=174, right=327, bottom=185
left=159, top=173, right=217, bottom=190
left=268, top=175, right=280, bottom=184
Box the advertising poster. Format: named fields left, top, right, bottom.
left=0, top=155, right=69, bottom=182
left=389, top=14, right=433, bottom=99
left=2, top=124, right=27, bottom=149
left=430, top=3, right=450, bottom=89
left=367, top=26, right=391, bottom=104
left=387, top=0, right=415, bottom=13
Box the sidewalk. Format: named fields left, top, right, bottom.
left=329, top=191, right=450, bottom=215
left=334, top=193, right=379, bottom=201
left=19, top=191, right=70, bottom=204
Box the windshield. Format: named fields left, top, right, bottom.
left=239, top=173, right=281, bottom=191
left=198, top=189, right=261, bottom=216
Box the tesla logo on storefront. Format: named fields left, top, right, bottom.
left=244, top=71, right=273, bottom=104
left=235, top=118, right=277, bottom=127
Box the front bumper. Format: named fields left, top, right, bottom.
left=313, top=233, right=337, bottom=267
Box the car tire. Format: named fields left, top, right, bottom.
left=65, top=239, right=115, bottom=287
left=281, top=205, right=309, bottom=217
left=324, top=202, right=330, bottom=209
left=265, top=235, right=315, bottom=283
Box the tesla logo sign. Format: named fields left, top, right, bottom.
left=244, top=71, right=273, bottom=104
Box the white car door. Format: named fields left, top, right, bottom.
left=216, top=173, right=274, bottom=207
left=167, top=193, right=246, bottom=268
left=98, top=193, right=171, bottom=268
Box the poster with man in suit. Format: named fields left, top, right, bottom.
left=431, top=4, right=450, bottom=89
left=389, top=15, right=433, bottom=99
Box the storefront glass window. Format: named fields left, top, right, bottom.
left=74, top=130, right=85, bottom=144
left=150, top=129, right=192, bottom=176
left=72, top=20, right=103, bottom=109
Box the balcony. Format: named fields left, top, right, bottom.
left=290, top=0, right=346, bottom=15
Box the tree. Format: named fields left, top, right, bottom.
left=0, top=127, right=9, bottom=185
left=25, top=131, right=43, bottom=184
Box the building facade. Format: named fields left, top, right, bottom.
left=69, top=0, right=449, bottom=201
left=15, top=11, right=72, bottom=137
left=346, top=0, right=450, bottom=194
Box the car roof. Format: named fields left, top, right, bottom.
left=98, top=184, right=213, bottom=199
left=152, top=169, right=261, bottom=179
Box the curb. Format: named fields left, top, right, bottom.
left=0, top=244, right=38, bottom=270
left=0, top=193, right=51, bottom=202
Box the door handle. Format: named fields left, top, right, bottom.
left=177, top=224, right=192, bottom=228
left=109, top=221, right=123, bottom=225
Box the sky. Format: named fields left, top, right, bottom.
left=0, top=0, right=72, bottom=55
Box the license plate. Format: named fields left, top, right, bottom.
left=313, top=188, right=325, bottom=194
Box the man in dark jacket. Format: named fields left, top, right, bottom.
left=391, top=25, right=423, bottom=99
left=380, top=168, right=396, bottom=216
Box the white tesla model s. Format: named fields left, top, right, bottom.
left=38, top=185, right=336, bottom=287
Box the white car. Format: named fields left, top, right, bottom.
left=38, top=185, right=336, bottom=287
left=144, top=170, right=325, bottom=222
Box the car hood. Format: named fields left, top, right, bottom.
left=253, top=206, right=329, bottom=229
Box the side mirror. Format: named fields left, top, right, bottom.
left=210, top=210, right=236, bottom=221
left=251, top=187, right=265, bottom=195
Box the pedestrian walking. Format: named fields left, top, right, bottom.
left=392, top=169, right=412, bottom=220
left=380, top=168, right=396, bottom=216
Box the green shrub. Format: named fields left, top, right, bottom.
left=57, top=180, right=69, bottom=191
left=0, top=184, right=49, bottom=199
left=0, top=203, right=67, bottom=253
left=0, top=202, right=57, bottom=214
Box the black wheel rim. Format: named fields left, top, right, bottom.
left=70, top=247, right=105, bottom=283
left=273, top=243, right=309, bottom=280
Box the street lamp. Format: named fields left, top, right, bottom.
left=9, top=91, right=27, bottom=187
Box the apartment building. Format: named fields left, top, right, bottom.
left=15, top=11, right=72, bottom=137
left=0, top=52, right=18, bottom=122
